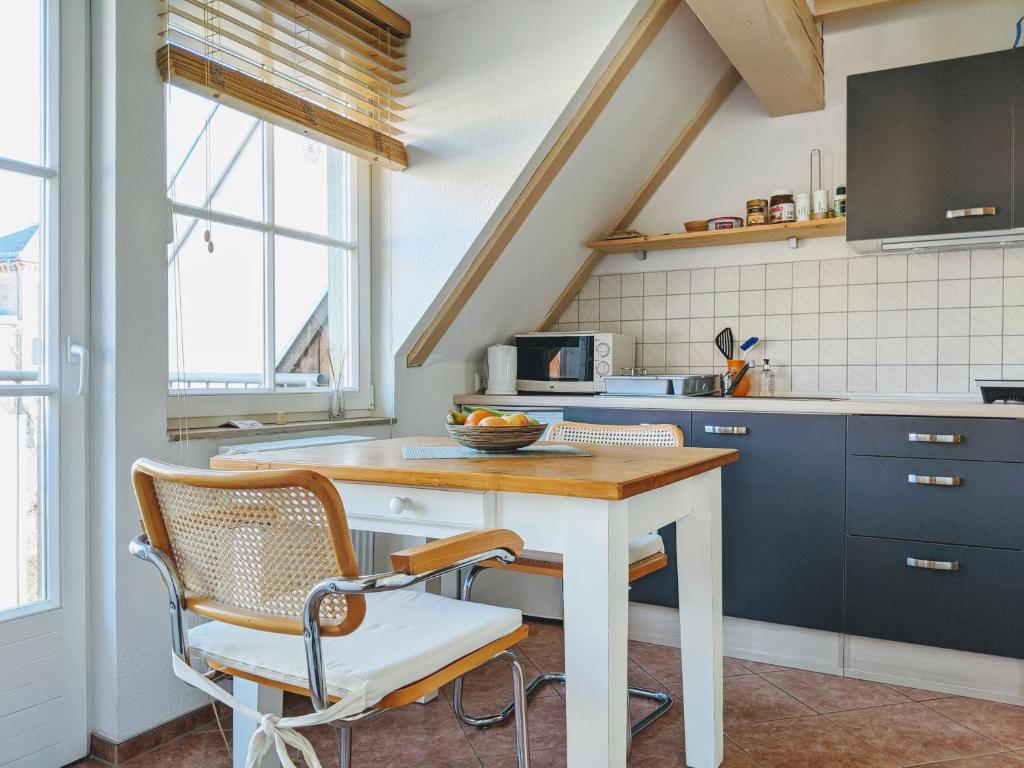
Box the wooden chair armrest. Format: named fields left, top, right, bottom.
left=390, top=529, right=523, bottom=575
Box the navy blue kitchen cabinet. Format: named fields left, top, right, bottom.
left=563, top=407, right=691, bottom=609
left=690, top=412, right=847, bottom=632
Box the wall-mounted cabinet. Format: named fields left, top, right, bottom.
left=847, top=49, right=1017, bottom=242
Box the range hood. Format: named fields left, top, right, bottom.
left=849, top=228, right=1024, bottom=255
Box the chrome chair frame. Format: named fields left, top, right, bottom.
left=130, top=533, right=532, bottom=768
left=452, top=565, right=672, bottom=744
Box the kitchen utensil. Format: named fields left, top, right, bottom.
left=740, top=336, right=759, bottom=354
left=715, top=327, right=734, bottom=361
left=602, top=375, right=672, bottom=396
left=725, top=363, right=751, bottom=396
left=726, top=359, right=751, bottom=397
left=445, top=423, right=546, bottom=452
left=485, top=344, right=517, bottom=395
left=683, top=219, right=708, bottom=232
left=707, top=216, right=744, bottom=231
left=663, top=374, right=721, bottom=396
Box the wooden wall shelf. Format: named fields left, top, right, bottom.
left=587, top=218, right=846, bottom=253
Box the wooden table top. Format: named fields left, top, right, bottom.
left=210, top=436, right=738, bottom=500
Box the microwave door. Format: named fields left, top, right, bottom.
left=517, top=336, right=594, bottom=382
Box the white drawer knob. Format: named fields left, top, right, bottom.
left=389, top=496, right=411, bottom=515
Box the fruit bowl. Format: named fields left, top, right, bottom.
left=445, top=423, right=546, bottom=452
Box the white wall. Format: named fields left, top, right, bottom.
left=384, top=0, right=646, bottom=352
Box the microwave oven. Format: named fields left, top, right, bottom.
left=514, top=332, right=635, bottom=393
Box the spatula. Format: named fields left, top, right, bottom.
left=715, top=327, right=734, bottom=361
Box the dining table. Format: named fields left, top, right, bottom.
left=211, top=436, right=737, bottom=768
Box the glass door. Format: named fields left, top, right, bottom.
left=0, top=1, right=89, bottom=764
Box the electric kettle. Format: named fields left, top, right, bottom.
left=485, top=344, right=517, bottom=395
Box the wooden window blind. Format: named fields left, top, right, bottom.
left=158, top=0, right=409, bottom=169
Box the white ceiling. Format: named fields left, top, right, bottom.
left=387, top=0, right=482, bottom=21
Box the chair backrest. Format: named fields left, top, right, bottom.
left=132, top=458, right=364, bottom=636
left=548, top=421, right=684, bottom=448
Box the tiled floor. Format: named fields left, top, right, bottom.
left=78, top=621, right=1024, bottom=767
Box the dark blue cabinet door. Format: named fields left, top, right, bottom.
left=690, top=412, right=847, bottom=632
left=563, top=407, right=691, bottom=609
left=846, top=536, right=1024, bottom=658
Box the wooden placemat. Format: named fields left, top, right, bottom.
left=402, top=445, right=592, bottom=460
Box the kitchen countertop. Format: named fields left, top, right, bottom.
left=453, top=393, right=1024, bottom=419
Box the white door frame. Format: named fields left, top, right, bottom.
left=0, top=1, right=90, bottom=764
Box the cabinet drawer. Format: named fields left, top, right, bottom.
left=847, top=456, right=1024, bottom=549
left=337, top=482, right=494, bottom=529
left=846, top=536, right=1024, bottom=659
left=848, top=415, right=1024, bottom=462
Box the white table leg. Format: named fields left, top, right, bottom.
left=233, top=678, right=283, bottom=768
left=562, top=499, right=631, bottom=768
left=676, top=469, right=724, bottom=768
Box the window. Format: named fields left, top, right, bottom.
left=166, top=85, right=372, bottom=416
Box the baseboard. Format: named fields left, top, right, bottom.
left=90, top=702, right=225, bottom=764
left=628, top=602, right=1024, bottom=705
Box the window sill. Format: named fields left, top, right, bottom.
left=166, top=416, right=395, bottom=442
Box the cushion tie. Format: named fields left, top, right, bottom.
left=171, top=653, right=368, bottom=768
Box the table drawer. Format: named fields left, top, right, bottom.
left=847, top=415, right=1024, bottom=462
left=847, top=455, right=1024, bottom=549
left=336, top=482, right=494, bottom=529
left=846, top=535, right=1024, bottom=658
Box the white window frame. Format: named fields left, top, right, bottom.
left=165, top=110, right=373, bottom=418
left=0, top=0, right=65, bottom=621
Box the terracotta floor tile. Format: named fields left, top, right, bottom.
left=828, top=702, right=1004, bottom=766
left=914, top=754, right=1024, bottom=767
left=889, top=683, right=957, bottom=702
left=480, top=747, right=566, bottom=767
left=441, top=653, right=554, bottom=711
left=761, top=669, right=911, bottom=713
left=740, top=659, right=789, bottom=674
left=725, top=657, right=756, bottom=677
left=724, top=674, right=815, bottom=726
left=342, top=695, right=480, bottom=768
left=628, top=640, right=683, bottom=683
left=728, top=714, right=898, bottom=767
left=122, top=731, right=208, bottom=767
left=518, top=622, right=564, bottom=664
left=926, top=697, right=1024, bottom=750
left=460, top=690, right=566, bottom=758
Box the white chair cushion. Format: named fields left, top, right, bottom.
left=188, top=589, right=522, bottom=707
left=519, top=532, right=665, bottom=566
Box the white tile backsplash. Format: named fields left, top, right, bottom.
left=575, top=248, right=1024, bottom=394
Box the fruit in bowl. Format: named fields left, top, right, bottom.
left=445, top=408, right=546, bottom=451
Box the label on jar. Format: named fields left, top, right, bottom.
left=747, top=212, right=767, bottom=226
left=769, top=202, right=796, bottom=223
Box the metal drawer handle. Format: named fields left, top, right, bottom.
left=946, top=207, right=997, bottom=219
left=907, top=557, right=959, bottom=571
left=908, top=474, right=961, bottom=486
left=704, top=426, right=748, bottom=435
left=908, top=433, right=962, bottom=444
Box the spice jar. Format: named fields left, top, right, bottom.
left=833, top=185, right=847, bottom=217
left=768, top=189, right=796, bottom=224
left=746, top=198, right=769, bottom=226
left=795, top=192, right=811, bottom=222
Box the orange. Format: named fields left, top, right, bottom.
left=503, top=413, right=530, bottom=426
left=480, top=416, right=508, bottom=427
left=465, top=410, right=492, bottom=426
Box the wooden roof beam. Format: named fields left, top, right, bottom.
left=813, top=0, right=922, bottom=21
left=684, top=0, right=823, bottom=117
left=405, top=0, right=682, bottom=368
left=536, top=67, right=742, bottom=331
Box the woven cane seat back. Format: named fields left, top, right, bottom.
left=134, top=461, right=364, bottom=636
left=548, top=421, right=684, bottom=448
